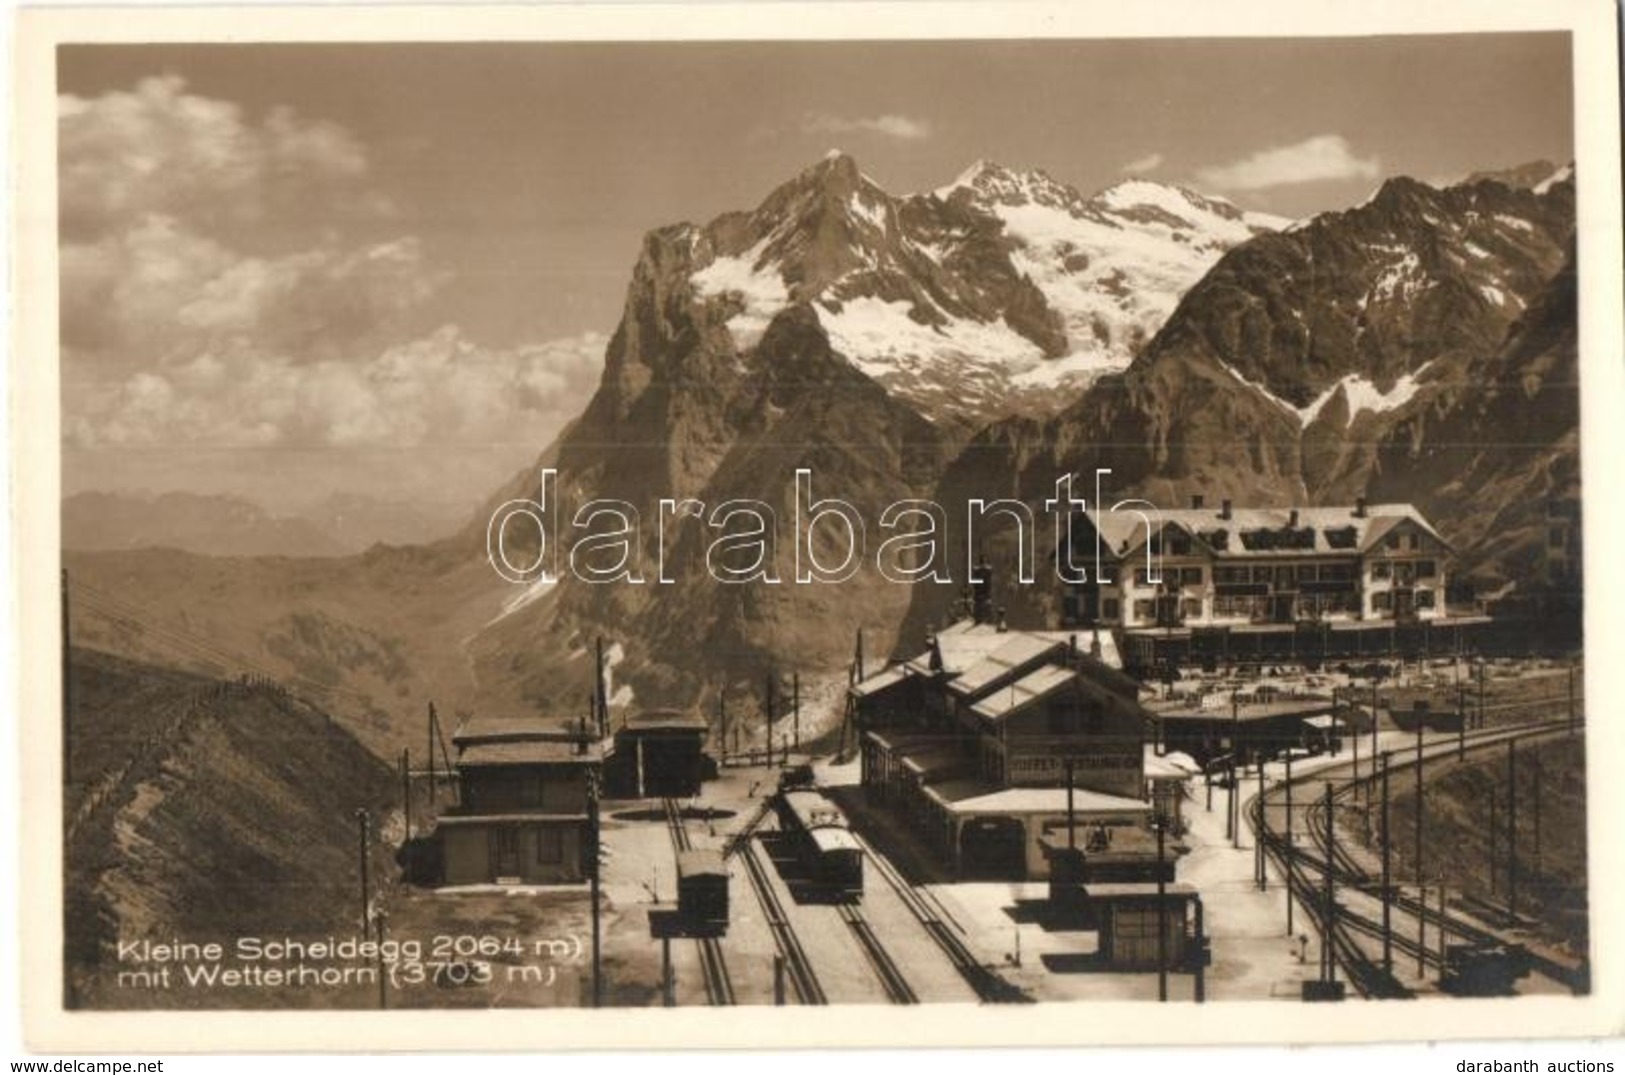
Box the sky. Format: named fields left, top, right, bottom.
left=56, top=35, right=1574, bottom=515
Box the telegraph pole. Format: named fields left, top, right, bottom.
left=1413, top=715, right=1424, bottom=902
left=1256, top=757, right=1266, bottom=890
left=1065, top=759, right=1076, bottom=850
left=1380, top=752, right=1392, bottom=975
left=1156, top=817, right=1168, bottom=1002
left=355, top=808, right=372, bottom=940
left=1508, top=740, right=1518, bottom=920
left=765, top=674, right=776, bottom=767
left=401, top=748, right=412, bottom=844
left=1322, top=782, right=1336, bottom=984
left=1284, top=749, right=1294, bottom=934
left=718, top=685, right=729, bottom=766
left=427, top=703, right=439, bottom=802
left=793, top=672, right=801, bottom=750
left=588, top=767, right=603, bottom=1007
left=1488, top=789, right=1499, bottom=896
left=1533, top=757, right=1543, bottom=876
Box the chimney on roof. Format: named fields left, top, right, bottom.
left=1090, top=629, right=1103, bottom=660
left=1190, top=494, right=1205, bottom=510
left=1289, top=509, right=1300, bottom=528
left=971, top=553, right=994, bottom=625
left=996, top=607, right=1008, bottom=633
left=1354, top=496, right=1368, bottom=519
left=1220, top=498, right=1233, bottom=521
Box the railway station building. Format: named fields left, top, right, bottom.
left=432, top=718, right=598, bottom=885
left=854, top=618, right=1158, bottom=880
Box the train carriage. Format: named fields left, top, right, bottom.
left=676, top=848, right=729, bottom=930
left=777, top=788, right=864, bottom=896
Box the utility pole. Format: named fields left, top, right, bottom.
left=718, top=686, right=728, bottom=766
left=374, top=910, right=389, bottom=1009
left=1508, top=740, right=1518, bottom=920
left=793, top=672, right=801, bottom=751
left=355, top=808, right=372, bottom=940
left=1322, top=782, right=1336, bottom=984
left=1533, top=757, right=1543, bottom=876
left=1488, top=789, right=1498, bottom=897
left=1156, top=817, right=1168, bottom=1003
left=1458, top=684, right=1466, bottom=762
left=1256, top=757, right=1266, bottom=890
left=1371, top=678, right=1379, bottom=764
left=589, top=767, right=603, bottom=1008
left=401, top=748, right=412, bottom=844
left=1380, top=752, right=1392, bottom=975
left=427, top=703, right=438, bottom=803
left=1416, top=882, right=1427, bottom=978
left=765, top=673, right=776, bottom=767
left=1065, top=759, right=1076, bottom=850
left=1229, top=756, right=1240, bottom=850
left=595, top=635, right=607, bottom=736
left=1477, top=661, right=1486, bottom=729
left=1284, top=749, right=1294, bottom=935
left=1414, top=715, right=1424, bottom=904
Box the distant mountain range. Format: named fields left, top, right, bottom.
left=65, top=155, right=1581, bottom=756
left=63, top=490, right=471, bottom=557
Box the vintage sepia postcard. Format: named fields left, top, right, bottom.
left=13, top=0, right=1625, bottom=1053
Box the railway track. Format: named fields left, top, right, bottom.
left=852, top=831, right=1032, bottom=1004
left=736, top=836, right=828, bottom=1004
left=1255, top=719, right=1584, bottom=998
left=661, top=799, right=737, bottom=1006
left=836, top=901, right=918, bottom=1004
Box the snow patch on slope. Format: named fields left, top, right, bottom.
left=1223, top=360, right=1435, bottom=428
left=691, top=238, right=790, bottom=349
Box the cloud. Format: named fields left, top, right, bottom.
left=800, top=111, right=932, bottom=141
left=66, top=327, right=610, bottom=453
left=59, top=77, right=605, bottom=483
left=1121, top=152, right=1164, bottom=175
left=1195, top=135, right=1380, bottom=192
left=59, top=74, right=383, bottom=237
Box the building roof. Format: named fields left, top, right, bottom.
left=452, top=717, right=586, bottom=747
left=850, top=665, right=908, bottom=698
left=948, top=633, right=1066, bottom=699
left=1148, top=699, right=1334, bottom=723
left=1080, top=502, right=1446, bottom=562
left=617, top=709, right=708, bottom=733
left=925, top=780, right=1149, bottom=816
left=435, top=812, right=589, bottom=826
left=969, top=664, right=1079, bottom=722
left=458, top=739, right=601, bottom=767
left=676, top=849, right=726, bottom=878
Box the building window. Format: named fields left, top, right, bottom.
left=1549, top=527, right=1566, bottom=549
left=1386, top=534, right=1400, bottom=550
left=1134, top=567, right=1159, bottom=586
left=1373, top=592, right=1392, bottom=613
left=1415, top=590, right=1436, bottom=610
left=1320, top=563, right=1356, bottom=581
left=1182, top=598, right=1203, bottom=619
left=1180, top=566, right=1203, bottom=586
left=1252, top=566, right=1275, bottom=584
left=1215, top=566, right=1249, bottom=584
left=535, top=827, right=564, bottom=865
left=1371, top=562, right=1391, bottom=580
left=1416, top=560, right=1437, bottom=579
left=1297, top=563, right=1319, bottom=583
left=1103, top=598, right=1121, bottom=620
left=1133, top=599, right=1155, bottom=620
